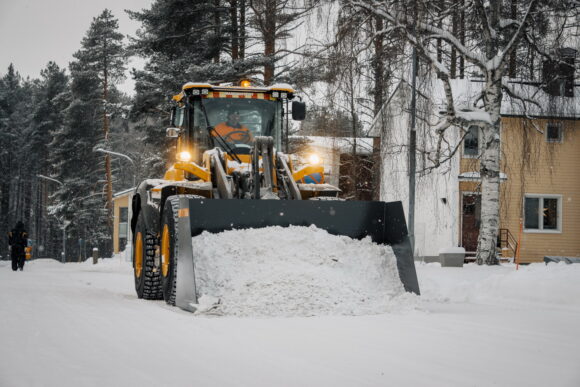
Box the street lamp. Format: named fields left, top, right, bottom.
left=36, top=174, right=68, bottom=263
left=95, top=149, right=136, bottom=187
left=37, top=174, right=63, bottom=187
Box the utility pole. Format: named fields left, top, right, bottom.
left=408, top=48, right=418, bottom=254
left=408, top=1, right=419, bottom=255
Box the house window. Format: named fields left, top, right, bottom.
left=542, top=47, right=576, bottom=97
left=463, top=126, right=479, bottom=157
left=119, top=207, right=128, bottom=250
left=546, top=122, right=562, bottom=143
left=524, top=195, right=562, bottom=232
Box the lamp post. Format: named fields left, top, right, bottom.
left=95, top=149, right=137, bottom=260
left=37, top=174, right=64, bottom=187
left=36, top=175, right=68, bottom=263
left=95, top=149, right=136, bottom=187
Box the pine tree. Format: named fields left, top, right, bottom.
left=0, top=64, right=31, bottom=258
left=127, top=0, right=267, bottom=173
left=48, top=10, right=125, bottom=260
left=248, top=0, right=314, bottom=85
left=28, top=62, right=69, bottom=258
left=74, top=9, right=126, bottom=231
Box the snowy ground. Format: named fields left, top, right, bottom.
left=1, top=228, right=579, bottom=387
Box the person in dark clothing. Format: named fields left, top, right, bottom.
left=8, top=221, right=27, bottom=271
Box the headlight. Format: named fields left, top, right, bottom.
left=308, top=154, right=322, bottom=165
left=178, top=151, right=192, bottom=162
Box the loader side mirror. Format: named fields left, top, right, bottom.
left=166, top=127, right=181, bottom=138
left=169, top=106, right=176, bottom=126
left=292, top=101, right=306, bottom=121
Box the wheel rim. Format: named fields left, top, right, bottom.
left=134, top=231, right=143, bottom=278
left=161, top=224, right=170, bottom=277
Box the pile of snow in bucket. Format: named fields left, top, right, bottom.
left=191, top=225, right=408, bottom=317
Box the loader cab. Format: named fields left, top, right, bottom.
left=192, top=97, right=283, bottom=152
left=170, top=82, right=304, bottom=162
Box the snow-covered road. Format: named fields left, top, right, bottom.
left=1, top=257, right=579, bottom=387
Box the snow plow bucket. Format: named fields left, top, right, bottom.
left=173, top=197, right=420, bottom=312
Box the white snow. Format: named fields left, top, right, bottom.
left=226, top=159, right=250, bottom=172
left=1, top=228, right=580, bottom=387
left=268, top=83, right=295, bottom=91
left=455, top=109, right=492, bottom=124
left=191, top=226, right=406, bottom=317
left=458, top=171, right=508, bottom=180
left=438, top=246, right=465, bottom=254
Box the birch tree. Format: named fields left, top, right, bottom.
left=347, top=0, right=578, bottom=264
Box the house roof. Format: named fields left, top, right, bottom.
left=113, top=187, right=135, bottom=199
left=371, top=78, right=579, bottom=137
left=438, top=79, right=580, bottom=119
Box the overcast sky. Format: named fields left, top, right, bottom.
left=0, top=0, right=153, bottom=95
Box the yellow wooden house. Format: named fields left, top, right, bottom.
left=460, top=115, right=580, bottom=263
left=112, top=188, right=133, bottom=254
left=377, top=73, right=579, bottom=263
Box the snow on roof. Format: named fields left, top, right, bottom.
left=458, top=172, right=508, bottom=181
left=113, top=187, right=135, bottom=198
left=375, top=78, right=580, bottom=129
left=182, top=82, right=212, bottom=89
left=268, top=83, right=295, bottom=92
left=290, top=135, right=375, bottom=155
left=433, top=78, right=580, bottom=119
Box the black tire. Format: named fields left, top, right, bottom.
left=133, top=215, right=163, bottom=300
left=160, top=195, right=204, bottom=306
left=160, top=197, right=180, bottom=305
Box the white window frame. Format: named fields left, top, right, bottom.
left=462, top=125, right=480, bottom=158
left=523, top=194, right=562, bottom=233
left=545, top=122, right=563, bottom=143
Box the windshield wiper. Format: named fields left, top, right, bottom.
left=198, top=99, right=243, bottom=164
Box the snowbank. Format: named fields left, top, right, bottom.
left=2, top=252, right=580, bottom=386
left=417, top=261, right=580, bottom=306
left=191, top=225, right=409, bottom=317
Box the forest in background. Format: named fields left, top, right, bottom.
left=0, top=0, right=577, bottom=261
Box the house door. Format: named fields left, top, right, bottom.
left=461, top=193, right=481, bottom=252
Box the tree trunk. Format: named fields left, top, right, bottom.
left=240, top=0, right=246, bottom=59
left=103, top=57, right=113, bottom=236
left=348, top=64, right=359, bottom=200
left=372, top=15, right=385, bottom=201
left=450, top=9, right=458, bottom=79
left=460, top=3, right=465, bottom=78
left=509, top=0, right=518, bottom=78
left=372, top=16, right=384, bottom=116
left=214, top=0, right=222, bottom=63
left=1, top=181, right=10, bottom=256
left=263, top=0, right=276, bottom=85
left=476, top=73, right=503, bottom=265
left=230, top=0, right=239, bottom=60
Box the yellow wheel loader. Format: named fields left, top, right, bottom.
left=131, top=81, right=419, bottom=311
